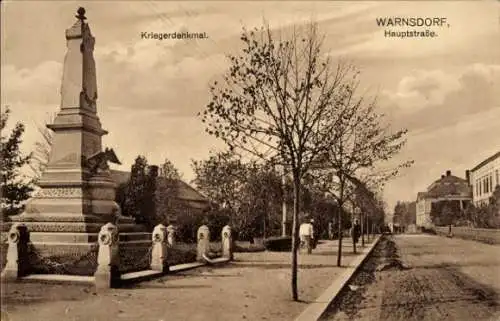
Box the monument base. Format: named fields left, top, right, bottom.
left=3, top=213, right=152, bottom=276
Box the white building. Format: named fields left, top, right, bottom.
left=468, top=151, right=500, bottom=206
left=416, top=170, right=472, bottom=228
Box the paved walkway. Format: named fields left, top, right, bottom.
left=1, top=237, right=376, bottom=321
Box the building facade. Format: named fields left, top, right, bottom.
left=467, top=151, right=500, bottom=206
left=416, top=170, right=472, bottom=228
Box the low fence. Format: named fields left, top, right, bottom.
left=434, top=226, right=500, bottom=244
left=1, top=223, right=234, bottom=288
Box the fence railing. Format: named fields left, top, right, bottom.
left=434, top=226, right=500, bottom=244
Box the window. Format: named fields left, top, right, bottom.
left=490, top=174, right=494, bottom=192
left=479, top=179, right=482, bottom=196
left=496, top=170, right=499, bottom=186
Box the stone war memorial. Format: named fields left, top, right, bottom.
left=1, top=7, right=234, bottom=289
left=1, top=8, right=153, bottom=285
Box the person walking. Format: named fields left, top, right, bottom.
left=351, top=219, right=361, bottom=254
left=299, top=218, right=315, bottom=254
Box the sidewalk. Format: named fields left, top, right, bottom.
left=1, top=238, right=377, bottom=321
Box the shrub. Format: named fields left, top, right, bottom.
left=234, top=241, right=266, bottom=253
left=167, top=243, right=197, bottom=266
left=421, top=227, right=436, bottom=235
left=263, top=236, right=292, bottom=252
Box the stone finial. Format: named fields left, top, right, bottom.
left=196, top=225, right=210, bottom=262
left=1, top=224, right=30, bottom=281
left=152, top=224, right=167, bottom=243
left=95, top=222, right=120, bottom=289
left=151, top=224, right=168, bottom=273
left=98, top=223, right=119, bottom=246
left=222, top=225, right=233, bottom=260
left=166, top=224, right=176, bottom=247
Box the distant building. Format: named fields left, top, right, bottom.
left=416, top=170, right=472, bottom=228
left=467, top=151, right=500, bottom=206
left=110, top=170, right=210, bottom=223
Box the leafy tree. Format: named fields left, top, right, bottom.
left=155, top=158, right=183, bottom=224
left=349, top=180, right=382, bottom=245
left=191, top=150, right=249, bottom=223
left=200, top=22, right=356, bottom=301
left=122, top=155, right=148, bottom=221
left=430, top=200, right=462, bottom=228
left=242, top=162, right=283, bottom=239
left=1, top=106, right=33, bottom=216
left=463, top=187, right=500, bottom=228
left=159, top=158, right=182, bottom=180
left=192, top=151, right=283, bottom=241
left=394, top=201, right=417, bottom=226
left=142, top=165, right=159, bottom=229
left=488, top=185, right=500, bottom=228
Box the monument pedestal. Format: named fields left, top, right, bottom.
left=2, top=8, right=151, bottom=277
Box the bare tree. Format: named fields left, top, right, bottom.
left=200, top=22, right=354, bottom=301
left=29, top=112, right=56, bottom=182
left=310, top=77, right=412, bottom=266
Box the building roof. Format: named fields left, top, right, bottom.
left=110, top=170, right=209, bottom=203
left=470, top=151, right=500, bottom=172
left=416, top=192, right=428, bottom=201
left=425, top=171, right=472, bottom=199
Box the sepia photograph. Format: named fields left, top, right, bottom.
left=1, top=1, right=499, bottom=320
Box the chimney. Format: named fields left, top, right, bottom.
left=441, top=175, right=445, bottom=179
left=446, top=170, right=451, bottom=176
left=465, top=170, right=470, bottom=183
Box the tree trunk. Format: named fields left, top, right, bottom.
left=337, top=203, right=343, bottom=267
left=282, top=167, right=288, bottom=237
left=263, top=208, right=267, bottom=239
left=361, top=211, right=365, bottom=247
left=367, top=217, right=370, bottom=242
left=291, top=172, right=301, bottom=301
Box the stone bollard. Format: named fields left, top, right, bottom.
left=166, top=224, right=176, bottom=247
left=94, top=223, right=120, bottom=289
left=222, top=225, right=233, bottom=261
left=196, top=225, right=210, bottom=262
left=151, top=224, right=168, bottom=273
left=1, top=223, right=30, bottom=281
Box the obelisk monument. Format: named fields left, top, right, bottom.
left=9, top=8, right=145, bottom=275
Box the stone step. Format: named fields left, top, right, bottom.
left=7, top=222, right=147, bottom=233
left=30, top=232, right=98, bottom=243
left=169, top=261, right=206, bottom=272
left=30, top=241, right=98, bottom=248
left=120, top=269, right=164, bottom=282
left=21, top=274, right=95, bottom=284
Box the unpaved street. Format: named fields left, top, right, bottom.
left=322, top=234, right=500, bottom=321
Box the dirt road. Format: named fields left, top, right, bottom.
left=322, top=234, right=500, bottom=321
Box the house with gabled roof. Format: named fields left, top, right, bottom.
left=110, top=170, right=210, bottom=223
left=416, top=170, right=472, bottom=228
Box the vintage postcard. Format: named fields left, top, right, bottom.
left=1, top=1, right=499, bottom=321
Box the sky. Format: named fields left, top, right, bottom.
left=1, top=1, right=499, bottom=212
